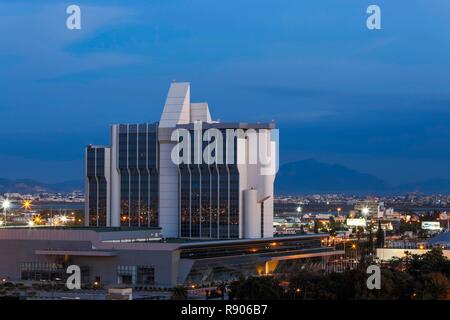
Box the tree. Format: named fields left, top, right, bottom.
left=356, top=226, right=364, bottom=241
left=376, top=220, right=385, bottom=248
left=171, top=285, right=188, bottom=300
left=418, top=272, right=449, bottom=300
left=408, top=247, right=450, bottom=277
left=228, top=277, right=284, bottom=300
left=313, top=220, right=320, bottom=234
left=367, top=224, right=374, bottom=255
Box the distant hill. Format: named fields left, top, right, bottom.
left=275, top=159, right=450, bottom=195
left=0, top=178, right=83, bottom=194
left=1, top=160, right=450, bottom=195
left=275, top=159, right=388, bottom=195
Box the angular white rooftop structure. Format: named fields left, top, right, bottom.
left=159, top=82, right=213, bottom=128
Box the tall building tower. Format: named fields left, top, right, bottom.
left=110, top=123, right=159, bottom=228
left=85, top=145, right=111, bottom=227
left=85, top=82, right=277, bottom=239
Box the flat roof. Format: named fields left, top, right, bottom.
left=0, top=226, right=161, bottom=232
left=176, top=122, right=276, bottom=130
left=35, top=250, right=117, bottom=257
left=177, top=234, right=328, bottom=249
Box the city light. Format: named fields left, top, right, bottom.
left=22, top=200, right=32, bottom=210
left=361, top=207, right=369, bottom=216
left=296, top=206, right=302, bottom=213
left=0, top=220, right=3, bottom=226
left=60, top=215, right=68, bottom=223
left=2, top=199, right=11, bottom=210
left=27, top=220, right=34, bottom=227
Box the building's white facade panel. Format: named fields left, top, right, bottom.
left=158, top=142, right=179, bottom=237
left=243, top=189, right=260, bottom=238
left=110, top=125, right=121, bottom=227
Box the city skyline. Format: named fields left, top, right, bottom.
left=1, top=1, right=450, bottom=185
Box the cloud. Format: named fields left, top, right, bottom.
left=0, top=3, right=139, bottom=81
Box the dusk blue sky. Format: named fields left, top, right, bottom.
left=1, top=1, right=450, bottom=184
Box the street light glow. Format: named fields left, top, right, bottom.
left=2, top=200, right=11, bottom=209
left=361, top=207, right=369, bottom=216
left=22, top=200, right=32, bottom=210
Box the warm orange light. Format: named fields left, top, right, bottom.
left=351, top=244, right=357, bottom=249
left=22, top=200, right=32, bottom=210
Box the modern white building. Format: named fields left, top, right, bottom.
left=86, top=82, right=277, bottom=239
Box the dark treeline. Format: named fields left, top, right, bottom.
left=228, top=248, right=450, bottom=300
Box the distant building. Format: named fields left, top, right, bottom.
left=354, top=200, right=384, bottom=219
left=85, top=145, right=111, bottom=227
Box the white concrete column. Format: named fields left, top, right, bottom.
left=110, top=125, right=121, bottom=227
left=244, top=188, right=260, bottom=238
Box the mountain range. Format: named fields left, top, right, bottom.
left=0, top=178, right=83, bottom=194
left=275, top=159, right=450, bottom=195
left=1, top=159, right=450, bottom=195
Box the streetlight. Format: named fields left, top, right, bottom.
left=362, top=207, right=369, bottom=217
left=2, top=200, right=11, bottom=227
left=22, top=200, right=32, bottom=211
left=351, top=243, right=357, bottom=263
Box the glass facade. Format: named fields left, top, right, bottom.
left=20, top=262, right=89, bottom=283
left=86, top=146, right=108, bottom=227
left=117, top=265, right=155, bottom=285
left=118, top=124, right=159, bottom=228
left=179, top=128, right=240, bottom=239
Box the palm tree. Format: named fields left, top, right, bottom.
left=228, top=277, right=284, bottom=300
left=217, top=282, right=227, bottom=300
left=376, top=220, right=385, bottom=248
left=171, top=285, right=188, bottom=300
